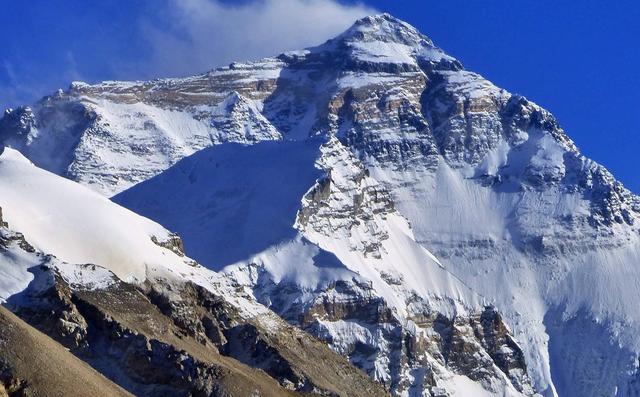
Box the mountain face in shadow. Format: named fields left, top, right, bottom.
left=114, top=140, right=322, bottom=269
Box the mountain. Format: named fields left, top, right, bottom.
left=2, top=12, right=640, bottom=397
left=0, top=148, right=386, bottom=396
left=0, top=305, right=132, bottom=397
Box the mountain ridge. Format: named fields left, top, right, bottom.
left=0, top=146, right=388, bottom=397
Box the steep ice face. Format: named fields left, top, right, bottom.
left=0, top=16, right=461, bottom=199
left=0, top=155, right=402, bottom=397
left=0, top=135, right=532, bottom=396
left=295, top=137, right=479, bottom=315
left=113, top=136, right=477, bottom=314
left=114, top=140, right=323, bottom=268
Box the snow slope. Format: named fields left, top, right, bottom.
left=0, top=146, right=272, bottom=322
left=0, top=147, right=181, bottom=282
left=0, top=230, right=41, bottom=303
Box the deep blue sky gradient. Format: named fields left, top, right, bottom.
left=1, top=0, right=638, bottom=192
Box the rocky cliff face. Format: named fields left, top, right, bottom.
left=2, top=12, right=640, bottom=397
left=0, top=305, right=133, bottom=397
left=8, top=266, right=383, bottom=397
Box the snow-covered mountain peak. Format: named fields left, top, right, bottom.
left=312, top=13, right=456, bottom=69
left=210, top=91, right=282, bottom=143
left=221, top=90, right=250, bottom=107
left=214, top=90, right=267, bottom=120
left=337, top=13, right=429, bottom=45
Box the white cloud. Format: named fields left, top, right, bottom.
left=141, top=0, right=376, bottom=77
left=1, top=0, right=376, bottom=109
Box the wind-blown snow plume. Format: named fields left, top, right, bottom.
left=142, top=0, right=376, bottom=77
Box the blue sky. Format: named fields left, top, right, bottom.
left=1, top=0, right=638, bottom=192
